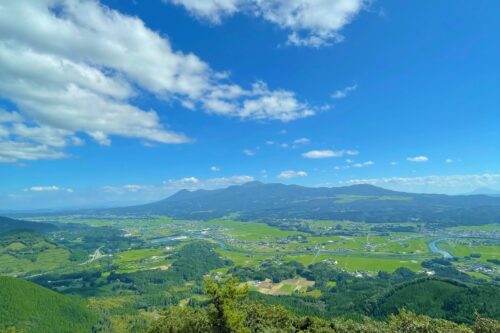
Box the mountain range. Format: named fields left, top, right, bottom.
left=108, top=182, right=500, bottom=226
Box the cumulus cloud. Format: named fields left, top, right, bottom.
left=277, top=170, right=308, bottom=179
left=303, top=149, right=358, bottom=159
left=331, top=84, right=357, bottom=99
left=166, top=0, right=367, bottom=47
left=342, top=173, right=500, bottom=194
left=407, top=156, right=429, bottom=163
left=0, top=0, right=318, bottom=162
left=167, top=0, right=240, bottom=23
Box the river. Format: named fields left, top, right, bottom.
left=428, top=239, right=453, bottom=259
left=149, top=234, right=228, bottom=249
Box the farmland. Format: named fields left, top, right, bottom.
left=0, top=216, right=498, bottom=332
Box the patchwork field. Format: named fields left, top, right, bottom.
left=246, top=278, right=315, bottom=296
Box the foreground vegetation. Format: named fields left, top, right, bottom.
left=148, top=277, right=500, bottom=333
left=0, top=277, right=96, bottom=333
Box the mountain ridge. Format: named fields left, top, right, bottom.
left=108, top=182, right=500, bottom=226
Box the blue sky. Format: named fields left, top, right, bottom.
left=1, top=0, right=499, bottom=209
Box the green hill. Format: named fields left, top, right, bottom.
left=373, top=278, right=500, bottom=323
left=0, top=276, right=97, bottom=333
left=0, top=216, right=57, bottom=234
left=0, top=230, right=71, bottom=276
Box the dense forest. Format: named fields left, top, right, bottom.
left=0, top=277, right=97, bottom=333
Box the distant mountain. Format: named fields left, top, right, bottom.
left=112, top=182, right=500, bottom=226
left=465, top=187, right=500, bottom=197
left=0, top=216, right=57, bottom=234
left=0, top=276, right=97, bottom=333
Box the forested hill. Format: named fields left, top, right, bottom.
left=113, top=182, right=500, bottom=225
left=0, top=216, right=57, bottom=234
left=0, top=276, right=97, bottom=333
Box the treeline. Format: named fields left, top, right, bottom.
left=146, top=277, right=500, bottom=333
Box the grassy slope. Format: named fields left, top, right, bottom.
left=0, top=277, right=97, bottom=333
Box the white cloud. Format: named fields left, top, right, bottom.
left=0, top=0, right=318, bottom=162
left=334, top=160, right=373, bottom=170
left=331, top=84, right=357, bottom=99
left=26, top=186, right=60, bottom=192
left=293, top=137, right=310, bottom=145
left=166, top=0, right=367, bottom=47
left=210, top=166, right=221, bottom=172
left=243, top=149, right=255, bottom=156
left=407, top=155, right=429, bottom=163
left=342, top=173, right=500, bottom=194
left=352, top=160, right=374, bottom=168
left=177, top=177, right=200, bottom=184
left=0, top=109, right=82, bottom=162
left=278, top=170, right=308, bottom=179
left=445, top=158, right=453, bottom=164
left=303, top=149, right=358, bottom=159
left=166, top=0, right=240, bottom=23
left=390, top=161, right=398, bottom=166
left=101, top=175, right=254, bottom=196
left=163, top=175, right=254, bottom=190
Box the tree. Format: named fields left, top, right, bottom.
left=205, top=277, right=249, bottom=333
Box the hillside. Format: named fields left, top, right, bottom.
left=0, top=276, right=97, bottom=333
left=372, top=278, right=500, bottom=323
left=113, top=182, right=500, bottom=226
left=0, top=216, right=57, bottom=234
left=0, top=230, right=71, bottom=276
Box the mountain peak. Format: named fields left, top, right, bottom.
left=239, top=181, right=265, bottom=187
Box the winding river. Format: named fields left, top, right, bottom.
left=428, top=239, right=453, bottom=259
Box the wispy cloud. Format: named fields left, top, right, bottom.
left=277, top=170, right=308, bottom=179
left=243, top=149, right=255, bottom=156
left=303, top=149, right=358, bottom=159
left=407, top=155, right=429, bottom=163
left=335, top=160, right=374, bottom=170
left=352, top=160, right=374, bottom=168
left=210, top=166, right=221, bottom=172
left=25, top=186, right=73, bottom=193
left=331, top=84, right=358, bottom=99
